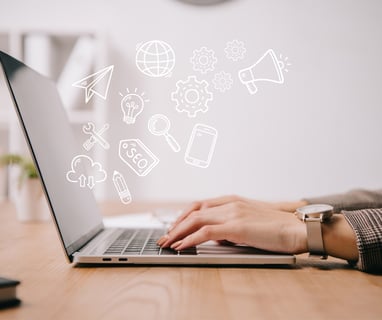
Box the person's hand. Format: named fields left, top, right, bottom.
left=157, top=196, right=308, bottom=254
left=168, top=195, right=307, bottom=232
left=157, top=195, right=359, bottom=262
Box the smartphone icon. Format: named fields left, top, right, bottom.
left=185, top=124, right=218, bottom=168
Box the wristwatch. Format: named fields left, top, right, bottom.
left=295, top=204, right=334, bottom=259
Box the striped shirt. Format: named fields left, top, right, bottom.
left=306, top=189, right=382, bottom=273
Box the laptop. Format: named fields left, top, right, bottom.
left=0, top=50, right=295, bottom=266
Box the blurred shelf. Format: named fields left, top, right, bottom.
left=0, top=30, right=108, bottom=200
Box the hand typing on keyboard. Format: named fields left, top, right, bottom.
left=157, top=195, right=309, bottom=255
left=104, top=229, right=196, bottom=256
left=157, top=194, right=359, bottom=264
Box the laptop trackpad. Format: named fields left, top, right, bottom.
left=197, top=242, right=282, bottom=255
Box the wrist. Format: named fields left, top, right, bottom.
left=281, top=219, right=308, bottom=254
left=293, top=220, right=309, bottom=254
left=295, top=204, right=333, bottom=259
left=322, top=214, right=358, bottom=261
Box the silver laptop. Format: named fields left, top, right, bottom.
left=0, top=51, right=295, bottom=266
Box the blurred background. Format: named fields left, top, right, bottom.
left=0, top=0, right=381, bottom=206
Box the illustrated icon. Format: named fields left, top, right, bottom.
left=119, top=139, right=159, bottom=177
left=238, top=49, right=291, bottom=95
left=148, top=114, right=180, bottom=153
left=66, top=155, right=107, bottom=189
left=119, top=88, right=149, bottom=124
left=212, top=71, right=233, bottom=92
left=184, top=123, right=218, bottom=169
left=135, top=40, right=175, bottom=78
left=190, top=47, right=217, bottom=74
left=172, top=76, right=213, bottom=118
left=82, top=122, right=110, bottom=151
left=112, top=170, right=132, bottom=205
left=72, top=65, right=114, bottom=103
left=224, top=40, right=246, bottom=61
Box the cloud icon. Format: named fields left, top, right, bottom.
left=66, top=155, right=107, bottom=189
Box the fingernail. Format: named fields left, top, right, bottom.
left=171, top=240, right=182, bottom=249
left=157, top=234, right=169, bottom=246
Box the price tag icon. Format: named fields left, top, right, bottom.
left=118, top=139, right=159, bottom=176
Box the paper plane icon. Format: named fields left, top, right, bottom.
left=72, top=65, right=114, bottom=103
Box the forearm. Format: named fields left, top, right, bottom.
left=271, top=200, right=359, bottom=260
left=301, top=189, right=382, bottom=272
left=322, top=214, right=358, bottom=261
left=304, top=188, right=382, bottom=212
left=342, top=208, right=382, bottom=273
left=273, top=198, right=367, bottom=263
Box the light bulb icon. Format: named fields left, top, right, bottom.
left=119, top=88, right=149, bottom=124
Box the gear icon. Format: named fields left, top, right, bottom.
left=172, top=76, right=213, bottom=118
left=190, top=47, right=217, bottom=74
left=224, top=40, right=246, bottom=61
left=212, top=71, right=233, bottom=92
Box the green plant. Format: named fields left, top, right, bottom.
left=0, top=154, right=38, bottom=185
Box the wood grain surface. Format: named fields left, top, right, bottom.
left=0, top=201, right=381, bottom=320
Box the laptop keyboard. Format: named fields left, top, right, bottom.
left=104, top=229, right=197, bottom=256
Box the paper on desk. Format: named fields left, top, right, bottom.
left=103, top=210, right=180, bottom=229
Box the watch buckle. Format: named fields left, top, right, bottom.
left=303, top=214, right=324, bottom=223
left=308, top=252, right=328, bottom=260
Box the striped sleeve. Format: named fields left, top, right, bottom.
left=342, top=208, right=382, bottom=273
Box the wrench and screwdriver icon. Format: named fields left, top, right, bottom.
left=83, top=122, right=110, bottom=151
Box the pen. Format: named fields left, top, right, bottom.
left=112, top=170, right=132, bottom=204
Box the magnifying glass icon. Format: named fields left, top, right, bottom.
left=148, top=114, right=181, bottom=152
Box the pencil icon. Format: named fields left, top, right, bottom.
left=112, top=170, right=132, bottom=204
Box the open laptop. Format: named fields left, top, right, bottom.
left=0, top=50, right=295, bottom=266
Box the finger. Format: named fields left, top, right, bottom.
left=171, top=224, right=230, bottom=251
left=158, top=209, right=201, bottom=247
left=160, top=210, right=212, bottom=247
left=169, top=195, right=242, bottom=231
left=169, top=201, right=202, bottom=231
left=157, top=234, right=170, bottom=246
left=161, top=207, right=227, bottom=248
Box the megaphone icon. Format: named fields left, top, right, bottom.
left=238, top=49, right=289, bottom=95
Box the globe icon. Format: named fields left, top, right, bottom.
left=136, top=40, right=175, bottom=78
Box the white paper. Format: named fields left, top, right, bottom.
left=103, top=210, right=181, bottom=229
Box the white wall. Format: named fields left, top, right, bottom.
left=1, top=0, right=382, bottom=202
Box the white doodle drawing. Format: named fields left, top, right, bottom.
left=148, top=114, right=180, bottom=153
left=66, top=155, right=107, bottom=189
left=172, top=76, right=213, bottom=118
left=224, top=40, right=246, bottom=61
left=190, top=47, right=217, bottom=74
left=184, top=123, right=218, bottom=169
left=119, top=88, right=149, bottom=124
left=136, top=40, right=175, bottom=78
left=238, top=49, right=291, bottom=95
left=82, top=122, right=110, bottom=151
left=112, top=170, right=132, bottom=205
left=119, top=139, right=159, bottom=177
left=72, top=65, right=114, bottom=103
left=212, top=71, right=233, bottom=92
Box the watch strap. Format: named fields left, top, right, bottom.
left=306, top=218, right=327, bottom=259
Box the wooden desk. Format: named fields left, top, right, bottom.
left=0, top=201, right=381, bottom=320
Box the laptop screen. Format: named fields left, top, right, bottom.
left=0, top=51, right=103, bottom=261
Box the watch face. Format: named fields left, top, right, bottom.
left=299, top=204, right=333, bottom=214
left=296, top=204, right=334, bottom=221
